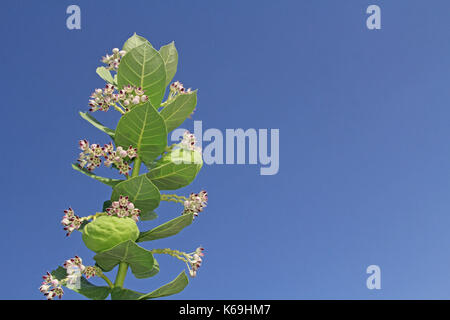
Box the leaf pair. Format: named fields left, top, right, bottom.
left=94, top=240, right=188, bottom=300
left=118, top=33, right=177, bottom=107
left=120, top=33, right=197, bottom=131
left=122, top=33, right=178, bottom=87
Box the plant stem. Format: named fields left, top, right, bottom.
left=99, top=273, right=114, bottom=289
left=113, top=158, right=141, bottom=287
left=161, top=193, right=187, bottom=204
left=132, top=156, right=141, bottom=178
left=114, top=262, right=129, bottom=288
left=151, top=248, right=193, bottom=273
left=114, top=105, right=125, bottom=114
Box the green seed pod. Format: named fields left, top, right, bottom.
left=82, top=216, right=139, bottom=253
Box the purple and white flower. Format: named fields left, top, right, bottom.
left=183, top=190, right=208, bottom=217
left=187, top=247, right=205, bottom=278
left=61, top=208, right=83, bottom=237
left=101, top=48, right=126, bottom=71
left=106, top=195, right=141, bottom=222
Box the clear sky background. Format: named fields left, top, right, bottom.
left=1, top=0, right=450, bottom=299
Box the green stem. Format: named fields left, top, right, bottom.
left=131, top=157, right=141, bottom=178
left=113, top=158, right=141, bottom=286
left=151, top=248, right=189, bottom=262
left=151, top=248, right=193, bottom=273
left=114, top=104, right=125, bottom=115
left=161, top=194, right=188, bottom=203
left=114, top=262, right=129, bottom=288
left=99, top=273, right=114, bottom=289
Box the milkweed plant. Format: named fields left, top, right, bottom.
left=40, top=34, right=208, bottom=300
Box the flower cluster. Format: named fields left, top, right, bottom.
left=102, top=142, right=136, bottom=175
left=89, top=84, right=116, bottom=112
left=183, top=190, right=208, bottom=217
left=89, top=84, right=148, bottom=112
left=170, top=81, right=192, bottom=95
left=61, top=208, right=82, bottom=237
left=106, top=195, right=141, bottom=222
left=77, top=140, right=137, bottom=176
left=40, top=272, right=64, bottom=300
left=187, top=247, right=205, bottom=278
left=118, top=85, right=149, bottom=107
left=63, top=256, right=85, bottom=272
left=40, top=256, right=100, bottom=300
left=162, top=81, right=194, bottom=107
left=101, top=48, right=126, bottom=71
left=179, top=131, right=201, bottom=152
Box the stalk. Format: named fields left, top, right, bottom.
left=114, top=262, right=129, bottom=288
left=99, top=273, right=114, bottom=289
left=113, top=156, right=141, bottom=288
left=132, top=156, right=141, bottom=178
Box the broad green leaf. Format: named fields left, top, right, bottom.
left=159, top=42, right=178, bottom=86
left=138, top=271, right=189, bottom=300
left=137, top=213, right=194, bottom=242
left=79, top=111, right=115, bottom=139
left=96, top=66, right=114, bottom=84
left=94, top=240, right=156, bottom=279
left=123, top=33, right=152, bottom=52
left=111, top=287, right=143, bottom=300
left=71, top=163, right=123, bottom=187
left=111, top=174, right=161, bottom=213
left=160, top=91, right=197, bottom=132
left=117, top=42, right=166, bottom=107
left=115, top=102, right=167, bottom=165
left=140, top=210, right=158, bottom=221
left=147, top=148, right=202, bottom=190
left=51, top=267, right=111, bottom=300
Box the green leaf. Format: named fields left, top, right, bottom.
left=117, top=42, right=166, bottom=107
left=96, top=66, right=115, bottom=84
left=79, top=111, right=115, bottom=139
left=114, top=102, right=167, bottom=165
left=111, top=174, right=161, bottom=213
left=159, top=42, right=178, bottom=86
left=111, top=287, right=143, bottom=300
left=94, top=240, right=156, bottom=279
left=71, top=163, right=123, bottom=187
left=160, top=91, right=197, bottom=132
left=147, top=148, right=202, bottom=190
left=138, top=271, right=189, bottom=300
left=123, top=33, right=152, bottom=52
left=51, top=267, right=111, bottom=300
left=140, top=210, right=158, bottom=221
left=137, top=213, right=194, bottom=242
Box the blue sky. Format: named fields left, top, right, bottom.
left=1, top=0, right=450, bottom=299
